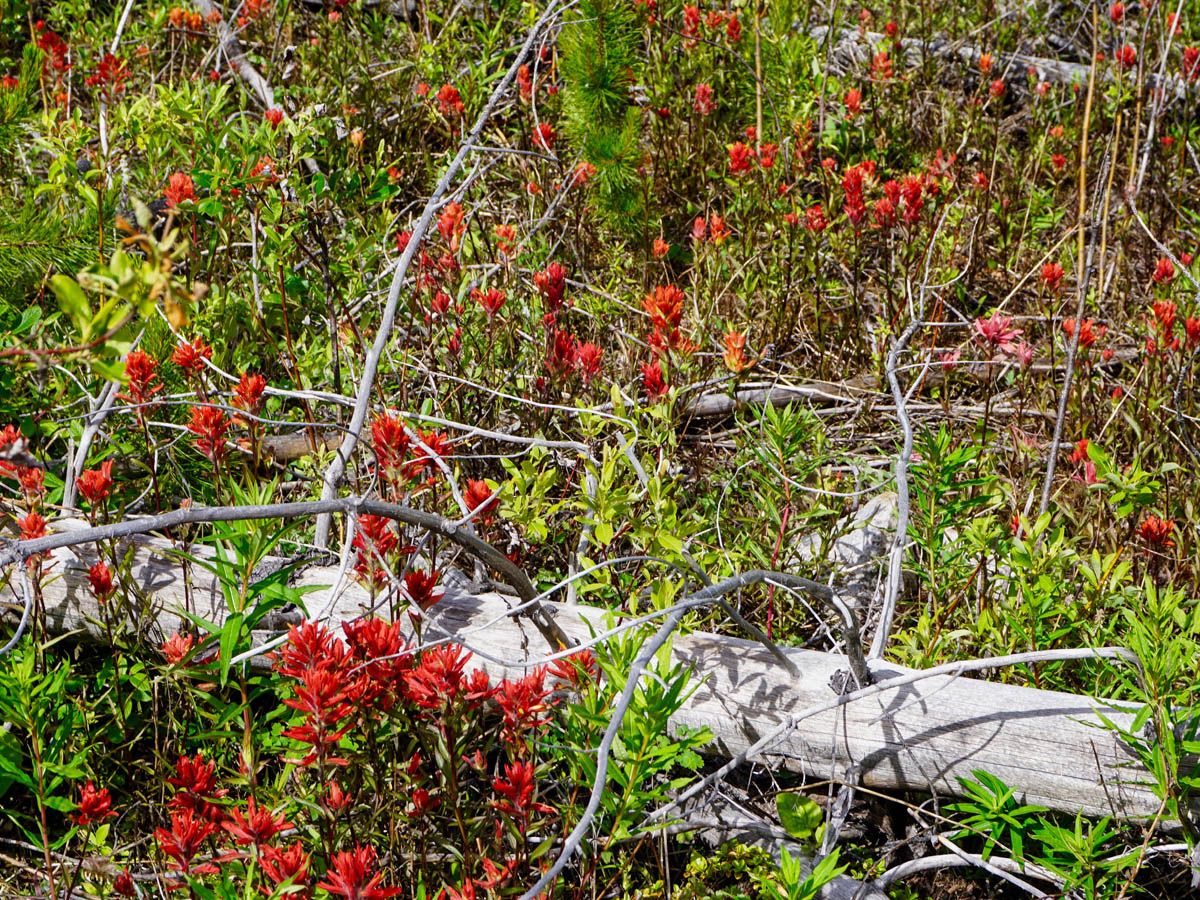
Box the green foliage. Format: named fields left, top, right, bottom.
left=559, top=0, right=644, bottom=226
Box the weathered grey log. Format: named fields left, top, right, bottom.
left=5, top=522, right=1177, bottom=825
left=813, top=26, right=1188, bottom=99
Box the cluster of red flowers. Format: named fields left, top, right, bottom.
left=369, top=412, right=454, bottom=490
left=642, top=284, right=696, bottom=357
left=164, top=172, right=197, bottom=209
left=726, top=139, right=778, bottom=174
left=85, top=53, right=130, bottom=101
left=692, top=214, right=730, bottom=245
left=682, top=5, right=741, bottom=48
left=1, top=425, right=50, bottom=539
left=167, top=6, right=208, bottom=31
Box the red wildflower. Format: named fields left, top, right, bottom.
left=723, top=329, right=749, bottom=372
left=534, top=261, right=569, bottom=315
left=978, top=53, right=994, bottom=74
left=164, top=172, right=197, bottom=210
left=74, top=781, right=115, bottom=826
left=437, top=201, right=466, bottom=252
left=85, top=53, right=129, bottom=100
left=113, top=871, right=136, bottom=897
left=758, top=143, right=778, bottom=169
left=371, top=413, right=411, bottom=481
left=1110, top=2, right=1125, bottom=23
left=495, top=670, right=552, bottom=746
left=1051, top=153, right=1067, bottom=171
left=805, top=204, right=828, bottom=232
left=705, top=214, right=729, bottom=244
left=532, top=122, right=556, bottom=151
left=641, top=361, right=669, bottom=400
left=1116, top=45, right=1136, bottom=69
left=1185, top=317, right=1200, bottom=346
left=844, top=87, right=862, bottom=118
left=162, top=632, right=196, bottom=665
left=548, top=648, right=599, bottom=687
left=464, top=479, right=496, bottom=524
left=1152, top=300, right=1177, bottom=334
left=642, top=285, right=685, bottom=330
left=725, top=13, right=741, bottom=41
left=1041, top=262, right=1066, bottom=293
left=343, top=616, right=412, bottom=708
left=18, top=512, right=47, bottom=541
left=317, top=845, right=401, bottom=900
left=693, top=82, right=714, bottom=115
left=261, top=843, right=311, bottom=898
left=352, top=514, right=400, bottom=588
left=900, top=175, right=923, bottom=225
left=188, top=406, right=230, bottom=463
left=275, top=621, right=349, bottom=679
left=88, top=560, right=115, bottom=602
left=77, top=460, right=114, bottom=507
left=728, top=141, right=755, bottom=174
left=842, top=164, right=868, bottom=226
left=1152, top=257, right=1175, bottom=284
left=119, top=350, right=163, bottom=407
left=1137, top=516, right=1175, bottom=547
left=436, top=83, right=464, bottom=118
left=1062, top=317, right=1106, bottom=348
left=1184, top=47, right=1200, bottom=81
left=281, top=666, right=355, bottom=767
left=234, top=372, right=267, bottom=416
left=264, top=107, right=284, bottom=128
left=223, top=797, right=294, bottom=847
left=404, top=430, right=453, bottom=481
left=404, top=569, right=444, bottom=610
left=171, top=336, right=210, bottom=374
left=471, top=287, right=505, bottom=319
left=492, top=760, right=554, bottom=826
left=871, top=50, right=893, bottom=81
left=155, top=809, right=220, bottom=876
left=517, top=64, right=533, bottom=101
left=403, top=644, right=472, bottom=711
left=974, top=312, right=1023, bottom=353
left=575, top=342, right=604, bottom=385
left=989, top=78, right=1005, bottom=99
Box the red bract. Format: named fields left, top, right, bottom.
left=436, top=83, right=464, bottom=118
left=74, top=781, right=115, bottom=826
left=1041, top=262, right=1066, bottom=293
left=1116, top=45, right=1136, bottom=69
left=642, top=285, right=685, bottom=331
left=234, top=373, right=267, bottom=415
left=113, top=871, right=136, bottom=897
left=549, top=648, right=599, bottom=687
left=353, top=514, right=401, bottom=588
left=371, top=413, right=411, bottom=482
left=844, top=87, right=861, bottom=118
left=723, top=330, right=749, bottom=372
left=1152, top=257, right=1175, bottom=284
left=404, top=430, right=452, bottom=481
left=317, top=845, right=401, bottom=900
left=404, top=644, right=472, bottom=711
left=162, top=632, right=196, bottom=665
left=437, top=201, right=466, bottom=251
left=517, top=64, right=533, bottom=101
left=472, top=287, right=506, bottom=319
left=641, top=361, right=669, bottom=400
left=805, top=204, right=828, bottom=232
left=899, top=175, right=923, bottom=225
left=164, top=172, right=197, bottom=210
left=1185, top=317, right=1200, bottom=346
left=264, top=107, right=284, bottom=127
left=1063, top=317, right=1106, bottom=348
left=534, top=261, right=568, bottom=314
left=727, top=141, right=755, bottom=174
left=1110, top=2, right=1125, bottom=23
left=841, top=164, right=868, bottom=227
left=1152, top=300, right=1177, bottom=334
left=464, top=479, right=496, bottom=524
left=85, top=53, right=129, bottom=100
left=77, top=460, right=114, bottom=507
left=1184, top=47, right=1200, bottom=81
left=1137, top=516, right=1175, bottom=547
left=282, top=667, right=355, bottom=766
left=188, top=406, right=230, bottom=463
left=119, top=350, right=163, bottom=407
left=575, top=342, right=604, bottom=385
left=693, top=82, right=714, bottom=115
left=261, top=843, right=311, bottom=898
left=344, top=617, right=412, bottom=710
left=708, top=214, right=731, bottom=244
left=973, top=312, right=1023, bottom=354
left=276, top=621, right=351, bottom=678
left=156, top=809, right=220, bottom=876
left=171, top=336, right=211, bottom=374
left=223, top=796, right=294, bottom=847
left=18, top=511, right=47, bottom=541
left=402, top=569, right=444, bottom=611
left=495, top=669, right=552, bottom=746
left=493, top=760, right=554, bottom=826
left=88, top=560, right=115, bottom=602
left=532, top=122, right=556, bottom=151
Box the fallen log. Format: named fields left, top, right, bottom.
left=4, top=521, right=1184, bottom=825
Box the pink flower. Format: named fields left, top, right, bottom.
left=974, top=312, right=1023, bottom=354
left=693, top=82, right=714, bottom=115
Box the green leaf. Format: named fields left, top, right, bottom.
left=777, top=792, right=824, bottom=840
left=51, top=275, right=92, bottom=336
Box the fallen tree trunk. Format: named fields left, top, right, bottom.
left=5, top=521, right=1179, bottom=824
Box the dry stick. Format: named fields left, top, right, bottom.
left=871, top=852, right=1065, bottom=894
left=1037, top=34, right=1104, bottom=519
left=646, top=645, right=1143, bottom=827
left=0, top=497, right=571, bottom=652
left=312, top=0, right=564, bottom=549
